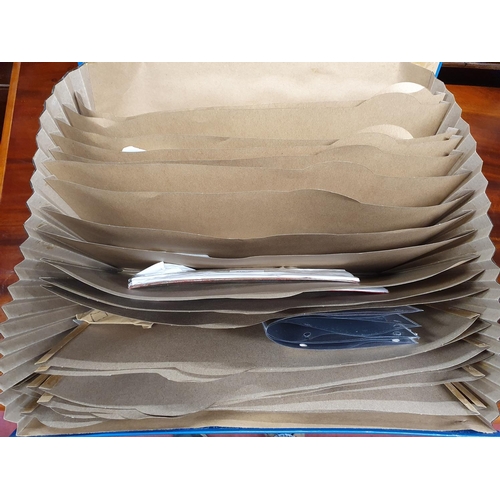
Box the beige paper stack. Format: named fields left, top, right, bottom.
left=1, top=63, right=499, bottom=436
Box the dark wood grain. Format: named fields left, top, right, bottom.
left=0, top=64, right=77, bottom=331
left=0, top=87, right=9, bottom=131
left=0, top=63, right=14, bottom=134
left=0, top=63, right=13, bottom=84
left=0, top=66, right=498, bottom=430
left=440, top=65, right=500, bottom=87
left=443, top=63, right=500, bottom=70
left=0, top=65, right=78, bottom=415
left=449, top=85, right=500, bottom=267
left=0, top=62, right=21, bottom=195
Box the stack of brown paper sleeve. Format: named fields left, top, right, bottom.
left=1, top=63, right=499, bottom=436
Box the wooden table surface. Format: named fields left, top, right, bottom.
left=0, top=63, right=499, bottom=428
left=0, top=63, right=79, bottom=320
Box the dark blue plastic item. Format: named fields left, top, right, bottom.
left=11, top=427, right=500, bottom=437
left=263, top=308, right=420, bottom=349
